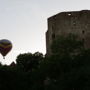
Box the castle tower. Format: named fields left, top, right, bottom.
left=46, top=10, right=90, bottom=56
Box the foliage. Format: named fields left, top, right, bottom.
left=16, top=52, right=44, bottom=72
left=0, top=34, right=90, bottom=89
left=0, top=65, right=28, bottom=90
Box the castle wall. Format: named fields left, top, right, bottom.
left=46, top=10, right=90, bottom=56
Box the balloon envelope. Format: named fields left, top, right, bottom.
left=0, top=39, right=12, bottom=58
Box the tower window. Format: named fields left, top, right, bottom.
left=68, top=13, right=72, bottom=16
left=52, top=33, right=55, bottom=39
left=82, top=30, right=85, bottom=34
left=82, top=38, right=85, bottom=42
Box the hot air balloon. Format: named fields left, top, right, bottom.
left=0, top=39, right=12, bottom=59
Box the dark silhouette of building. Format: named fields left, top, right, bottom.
left=46, top=10, right=90, bottom=55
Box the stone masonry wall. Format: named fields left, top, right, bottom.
left=46, top=10, right=90, bottom=56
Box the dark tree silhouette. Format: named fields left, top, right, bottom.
left=16, top=52, right=44, bottom=72
left=0, top=34, right=90, bottom=90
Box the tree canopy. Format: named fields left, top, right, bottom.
left=0, top=34, right=90, bottom=90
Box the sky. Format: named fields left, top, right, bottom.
left=0, top=0, right=90, bottom=65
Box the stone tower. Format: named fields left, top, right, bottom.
left=46, top=10, right=90, bottom=56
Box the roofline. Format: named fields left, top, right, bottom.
left=48, top=9, right=90, bottom=20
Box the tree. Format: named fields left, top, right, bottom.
left=33, top=34, right=90, bottom=90
left=16, top=52, right=44, bottom=72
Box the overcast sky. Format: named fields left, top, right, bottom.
left=0, top=0, right=90, bottom=64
